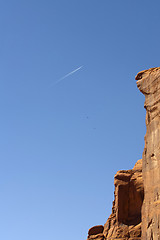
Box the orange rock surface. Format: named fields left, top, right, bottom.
left=87, top=160, right=143, bottom=240
left=136, top=67, right=160, bottom=239
left=104, top=159, right=143, bottom=240
left=87, top=67, right=160, bottom=240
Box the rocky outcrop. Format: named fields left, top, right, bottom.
left=136, top=67, right=160, bottom=239
left=87, top=159, right=144, bottom=240
left=104, top=159, right=143, bottom=240
left=103, top=159, right=143, bottom=240
left=86, top=67, right=160, bottom=240
left=87, top=226, right=104, bottom=240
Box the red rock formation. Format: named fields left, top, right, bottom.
left=87, top=159, right=144, bottom=240
left=87, top=226, right=104, bottom=240
left=104, top=159, right=143, bottom=240
left=136, top=67, right=160, bottom=239
left=87, top=67, right=160, bottom=240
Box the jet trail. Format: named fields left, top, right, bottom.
left=51, top=66, right=83, bottom=87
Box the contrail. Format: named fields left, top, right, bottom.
left=51, top=66, right=83, bottom=87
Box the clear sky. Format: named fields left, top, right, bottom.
left=0, top=1, right=160, bottom=240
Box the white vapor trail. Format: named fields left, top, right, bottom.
left=51, top=66, right=83, bottom=87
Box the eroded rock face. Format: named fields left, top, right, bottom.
left=87, top=226, right=104, bottom=240
left=87, top=159, right=144, bottom=240
left=87, top=67, right=160, bottom=240
left=135, top=67, right=160, bottom=239
left=104, top=159, right=143, bottom=240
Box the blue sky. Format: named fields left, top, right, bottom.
left=0, top=1, right=160, bottom=240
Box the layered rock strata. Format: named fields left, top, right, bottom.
left=87, top=159, right=144, bottom=240
left=136, top=67, right=160, bottom=239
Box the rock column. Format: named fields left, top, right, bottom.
left=136, top=67, right=160, bottom=239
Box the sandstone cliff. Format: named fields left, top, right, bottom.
left=87, top=159, right=143, bottom=240
left=86, top=67, right=160, bottom=240
left=136, top=67, right=160, bottom=239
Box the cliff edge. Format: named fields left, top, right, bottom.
left=86, top=67, right=160, bottom=240
left=136, top=67, right=160, bottom=239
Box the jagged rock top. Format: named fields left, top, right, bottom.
left=135, top=67, right=160, bottom=95
left=135, top=67, right=160, bottom=125
left=133, top=159, right=142, bottom=171
left=135, top=67, right=160, bottom=81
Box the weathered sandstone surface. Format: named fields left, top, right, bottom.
left=87, top=67, right=160, bottom=240
left=87, top=159, right=144, bottom=240
left=136, top=67, right=160, bottom=239
left=104, top=159, right=143, bottom=240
